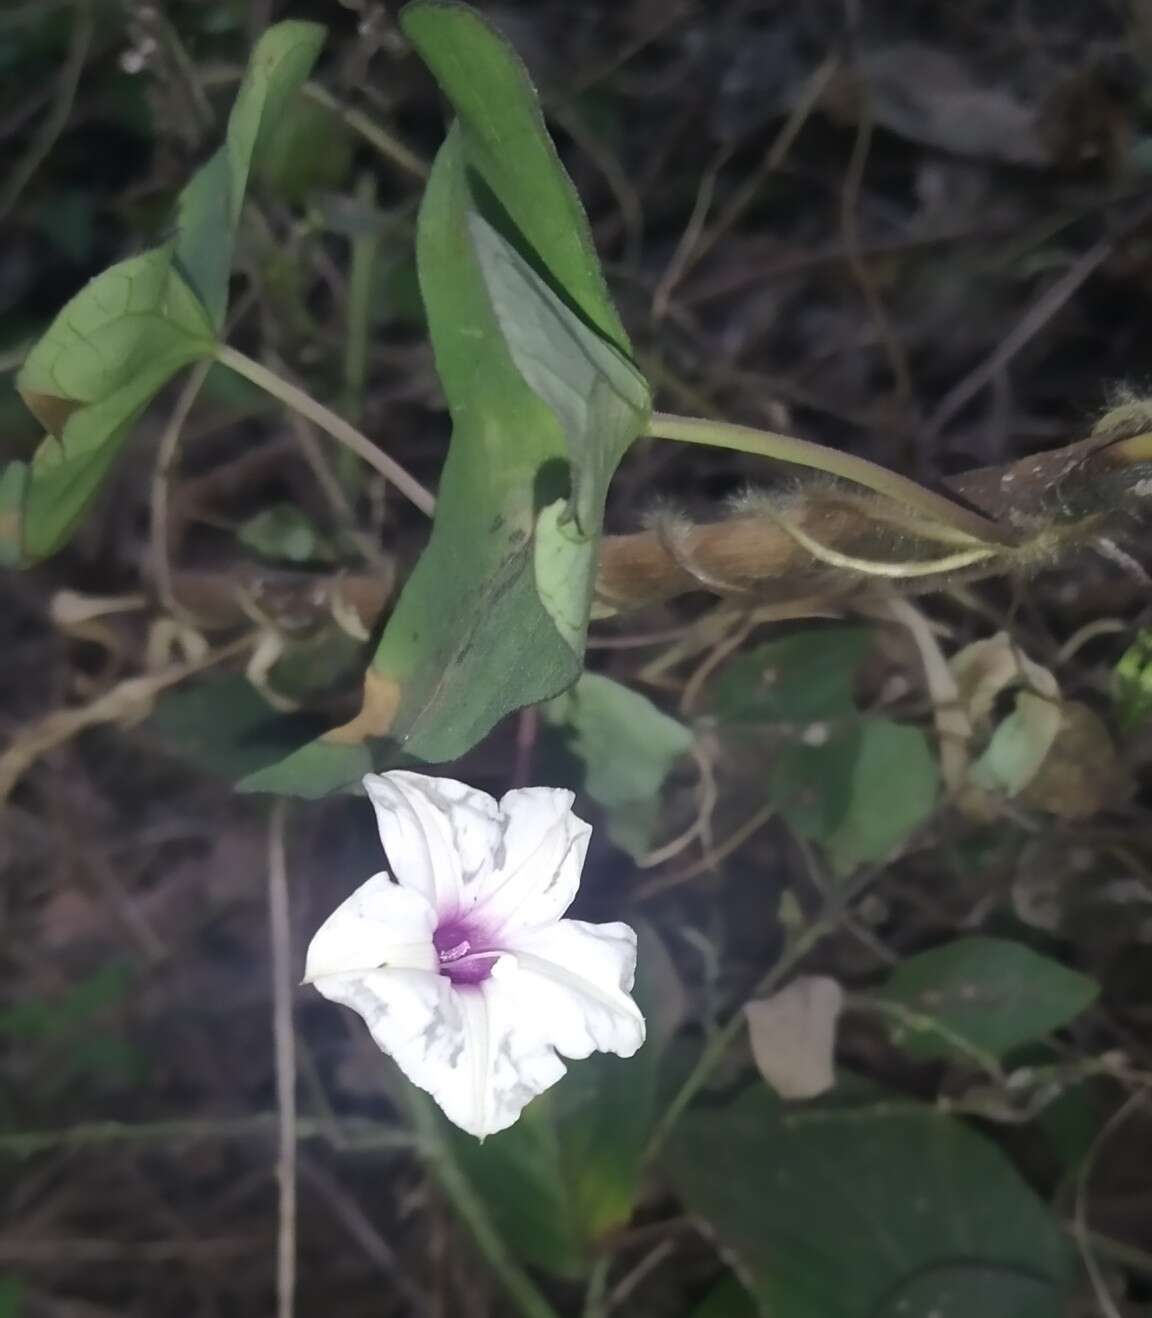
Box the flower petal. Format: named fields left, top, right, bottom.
left=314, top=963, right=567, bottom=1138
left=469, top=787, right=591, bottom=935
left=363, top=772, right=502, bottom=914
left=501, top=919, right=645, bottom=1060
left=304, top=872, right=438, bottom=980
left=447, top=978, right=568, bottom=1137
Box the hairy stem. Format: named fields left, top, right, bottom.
left=645, top=411, right=1012, bottom=546
left=216, top=345, right=436, bottom=517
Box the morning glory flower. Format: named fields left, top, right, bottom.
left=305, top=771, right=645, bottom=1138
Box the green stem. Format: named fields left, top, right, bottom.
left=581, top=1256, right=611, bottom=1318
left=645, top=410, right=1013, bottom=547
left=405, top=1090, right=561, bottom=1318
left=848, top=995, right=1006, bottom=1080
left=0, top=1115, right=419, bottom=1158
left=215, top=344, right=436, bottom=517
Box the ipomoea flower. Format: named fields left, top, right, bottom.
left=305, top=771, right=645, bottom=1138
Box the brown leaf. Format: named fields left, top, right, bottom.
left=1017, top=701, right=1131, bottom=820
left=857, top=45, right=1049, bottom=166
left=745, top=975, right=844, bottom=1100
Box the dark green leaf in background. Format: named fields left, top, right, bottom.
left=874, top=936, right=1098, bottom=1062
left=709, top=627, right=872, bottom=724
left=252, top=92, right=353, bottom=204
left=1113, top=629, right=1152, bottom=732
left=7, top=21, right=324, bottom=563
left=774, top=718, right=938, bottom=875
left=141, top=674, right=312, bottom=781
left=544, top=673, right=693, bottom=858
left=709, top=627, right=935, bottom=874
left=665, top=1087, right=1072, bottom=1318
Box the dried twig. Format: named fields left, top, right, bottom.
left=267, top=800, right=297, bottom=1318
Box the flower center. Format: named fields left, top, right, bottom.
left=433, top=918, right=499, bottom=986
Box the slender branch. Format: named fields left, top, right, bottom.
left=645, top=410, right=1013, bottom=546
left=1072, top=1091, right=1147, bottom=1318
left=848, top=995, right=1005, bottom=1080
left=1072, top=1227, right=1152, bottom=1281
left=268, top=800, right=297, bottom=1318
left=0, top=633, right=256, bottom=802
left=215, top=344, right=436, bottom=517
left=197, top=67, right=429, bottom=180
left=0, top=1115, right=420, bottom=1158
left=581, top=1256, right=611, bottom=1318
left=151, top=359, right=214, bottom=623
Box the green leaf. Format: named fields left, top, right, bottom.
left=253, top=91, right=353, bottom=204
left=1113, top=629, right=1152, bottom=732
left=710, top=627, right=872, bottom=725
left=0, top=1275, right=22, bottom=1317
left=710, top=629, right=933, bottom=873
left=664, top=1088, right=1073, bottom=1318
left=874, top=936, right=1098, bottom=1062
left=174, top=21, right=326, bottom=327
left=467, top=212, right=648, bottom=533
left=237, top=504, right=334, bottom=563
left=399, top=0, right=629, bottom=350
left=9, top=21, right=324, bottom=562
left=774, top=718, right=938, bottom=875
left=246, top=6, right=649, bottom=795
left=16, top=252, right=212, bottom=557
left=140, top=674, right=313, bottom=780
left=968, top=691, right=1062, bottom=797
left=543, top=673, right=693, bottom=858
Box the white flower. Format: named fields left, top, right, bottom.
left=305, top=771, right=645, bottom=1138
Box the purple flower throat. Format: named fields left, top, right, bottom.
left=433, top=915, right=500, bottom=986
